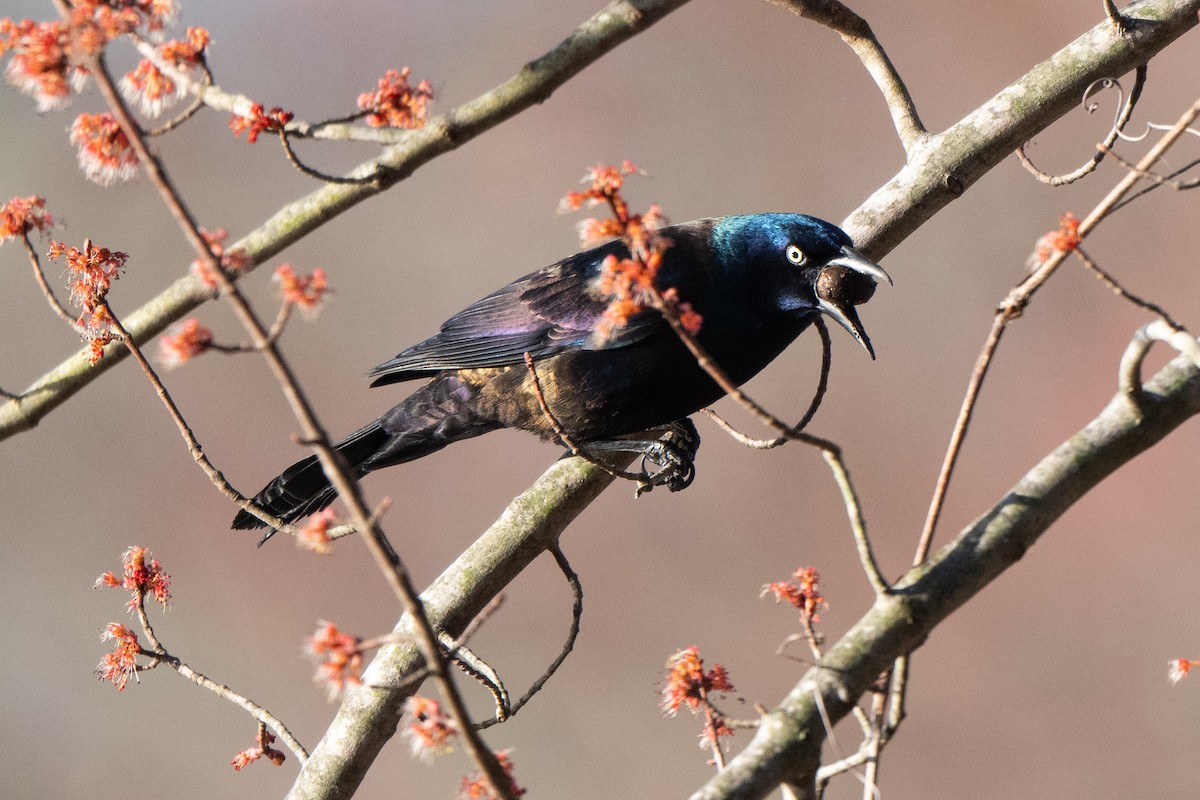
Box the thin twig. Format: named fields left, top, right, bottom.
left=121, top=345, right=283, bottom=529
left=767, top=0, right=926, bottom=155
left=699, top=318, right=833, bottom=450
left=72, top=28, right=515, bottom=797
left=145, top=91, right=207, bottom=136
left=99, top=301, right=300, bottom=531
left=128, top=589, right=310, bottom=763
left=522, top=352, right=653, bottom=487
left=1098, top=145, right=1200, bottom=191
left=1016, top=65, right=1146, bottom=186
left=23, top=234, right=76, bottom=325
left=477, top=546, right=584, bottom=728
left=1103, top=0, right=1134, bottom=33
left=917, top=93, right=1200, bottom=565
left=1073, top=246, right=1183, bottom=328
left=820, top=444, right=889, bottom=594
left=439, top=634, right=511, bottom=722
left=208, top=301, right=294, bottom=354
left=276, top=128, right=382, bottom=185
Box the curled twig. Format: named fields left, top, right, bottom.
left=276, top=128, right=384, bottom=185
left=478, top=545, right=583, bottom=728
left=1119, top=319, right=1200, bottom=406
left=1016, top=65, right=1147, bottom=186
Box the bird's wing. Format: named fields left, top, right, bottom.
left=368, top=240, right=666, bottom=385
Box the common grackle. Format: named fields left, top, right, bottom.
left=232, top=213, right=889, bottom=533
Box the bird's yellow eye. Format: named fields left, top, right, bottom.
left=786, top=245, right=806, bottom=265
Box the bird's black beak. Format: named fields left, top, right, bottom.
left=816, top=246, right=891, bottom=360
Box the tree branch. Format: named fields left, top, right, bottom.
left=690, top=349, right=1200, bottom=798
left=842, top=0, right=1200, bottom=257
left=271, top=1, right=1200, bottom=795
left=285, top=455, right=624, bottom=800
left=0, top=0, right=691, bottom=440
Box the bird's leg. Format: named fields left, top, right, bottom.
left=578, top=418, right=700, bottom=495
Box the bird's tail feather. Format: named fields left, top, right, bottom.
left=232, top=374, right=500, bottom=532
left=231, top=420, right=390, bottom=530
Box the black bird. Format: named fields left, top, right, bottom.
left=232, top=213, right=889, bottom=533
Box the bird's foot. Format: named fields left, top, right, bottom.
left=580, top=419, right=700, bottom=496
left=636, top=419, right=700, bottom=495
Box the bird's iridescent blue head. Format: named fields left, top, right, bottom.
left=713, top=213, right=891, bottom=358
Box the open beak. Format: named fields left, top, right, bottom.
left=817, top=246, right=892, bottom=360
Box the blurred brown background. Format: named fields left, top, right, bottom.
left=2, top=1, right=1198, bottom=798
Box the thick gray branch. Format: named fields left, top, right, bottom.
left=691, top=351, right=1200, bottom=799
left=286, top=456, right=619, bottom=800
left=844, top=0, right=1200, bottom=257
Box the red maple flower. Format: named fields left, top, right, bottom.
left=459, top=750, right=526, bottom=799
left=763, top=565, right=827, bottom=624
left=96, top=545, right=172, bottom=611
left=274, top=263, right=329, bottom=316
left=229, top=102, right=293, bottom=143
left=157, top=318, right=212, bottom=369
left=560, top=163, right=698, bottom=342
left=1170, top=658, right=1200, bottom=684
left=306, top=621, right=364, bottom=699
left=69, top=111, right=138, bottom=184
left=189, top=227, right=248, bottom=289
left=357, top=67, right=434, bottom=129
left=403, top=696, right=457, bottom=760
left=231, top=728, right=285, bottom=771
left=660, top=646, right=734, bottom=715
left=96, top=622, right=142, bottom=691
left=1033, top=211, right=1082, bottom=266
left=295, top=507, right=337, bottom=554
left=0, top=195, right=53, bottom=243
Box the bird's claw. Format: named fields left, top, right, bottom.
left=634, top=420, right=700, bottom=496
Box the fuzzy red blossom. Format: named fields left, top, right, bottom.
left=77, top=303, right=117, bottom=364
left=274, top=263, right=329, bottom=316
left=403, top=696, right=457, bottom=760
left=73, top=0, right=176, bottom=35
left=459, top=750, right=526, bottom=800
left=660, top=646, right=734, bottom=716
left=121, top=58, right=177, bottom=117
left=0, top=18, right=83, bottom=111
left=229, top=103, right=293, bottom=143
left=230, top=728, right=286, bottom=771
left=560, top=163, right=697, bottom=342
left=189, top=227, right=248, bottom=289
left=160, top=26, right=209, bottom=66
left=49, top=238, right=127, bottom=363
left=121, top=27, right=209, bottom=117
left=295, top=507, right=336, bottom=554
left=1033, top=211, right=1082, bottom=266
left=96, top=622, right=142, bottom=691
left=660, top=286, right=703, bottom=335
left=357, top=67, right=433, bottom=129
left=157, top=318, right=212, bottom=369
left=96, top=545, right=171, bottom=611
left=1, top=3, right=175, bottom=111
left=306, top=621, right=363, bottom=699
left=52, top=238, right=127, bottom=312
left=1169, top=658, right=1200, bottom=684
left=699, top=714, right=735, bottom=747
left=69, top=112, right=138, bottom=184
left=0, top=195, right=53, bottom=243
left=763, top=565, right=827, bottom=624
